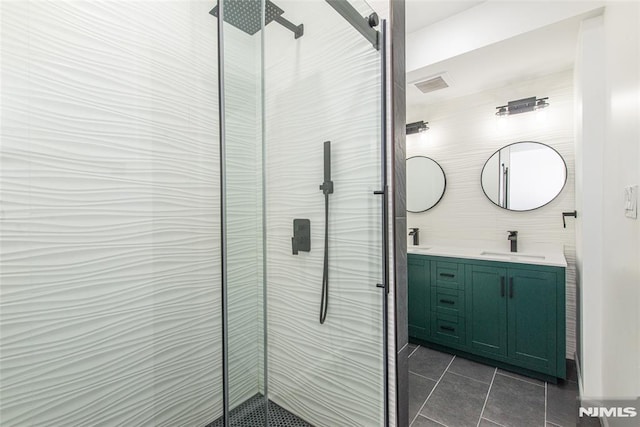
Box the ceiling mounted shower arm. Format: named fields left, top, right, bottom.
left=273, top=15, right=304, bottom=39
left=325, top=0, right=380, bottom=50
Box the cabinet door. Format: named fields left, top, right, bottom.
left=466, top=265, right=507, bottom=357
left=507, top=268, right=557, bottom=373
left=408, top=255, right=430, bottom=340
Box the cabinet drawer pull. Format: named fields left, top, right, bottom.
left=509, top=277, right=514, bottom=298
left=440, top=273, right=455, bottom=278
left=439, top=299, right=455, bottom=305
left=500, top=276, right=505, bottom=297
left=440, top=325, right=455, bottom=332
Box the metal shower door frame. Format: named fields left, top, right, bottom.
left=216, top=1, right=230, bottom=425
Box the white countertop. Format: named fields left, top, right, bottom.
left=407, top=244, right=568, bottom=268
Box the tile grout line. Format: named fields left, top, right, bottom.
left=482, top=416, right=507, bottom=427
left=544, top=381, right=548, bottom=425
left=417, top=414, right=447, bottom=426
left=446, top=370, right=493, bottom=385
left=476, top=367, right=498, bottom=427
left=408, top=345, right=420, bottom=358
left=495, top=370, right=545, bottom=388
left=409, top=355, right=456, bottom=426
left=409, top=370, right=439, bottom=382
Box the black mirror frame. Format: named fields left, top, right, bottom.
left=406, top=155, right=447, bottom=213
left=480, top=141, right=568, bottom=212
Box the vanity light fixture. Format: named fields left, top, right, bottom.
left=406, top=121, right=429, bottom=135
left=535, top=97, right=550, bottom=109
left=495, top=96, right=549, bottom=116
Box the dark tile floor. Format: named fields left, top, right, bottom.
left=408, top=344, right=602, bottom=427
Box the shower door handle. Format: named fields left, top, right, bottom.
left=373, top=185, right=388, bottom=293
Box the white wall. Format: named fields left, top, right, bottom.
left=0, top=1, right=222, bottom=425
left=599, top=0, right=640, bottom=405
left=406, top=0, right=605, bottom=73
left=574, top=14, right=605, bottom=399
left=407, top=70, right=577, bottom=359
left=575, top=3, right=640, bottom=412
left=482, top=152, right=500, bottom=205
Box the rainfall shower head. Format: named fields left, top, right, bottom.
left=210, top=0, right=303, bottom=38
left=210, top=0, right=282, bottom=35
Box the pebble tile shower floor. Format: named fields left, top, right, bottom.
left=206, top=394, right=312, bottom=427
left=408, top=344, right=602, bottom=427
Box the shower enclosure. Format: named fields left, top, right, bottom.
left=0, top=0, right=389, bottom=426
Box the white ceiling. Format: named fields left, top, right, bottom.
left=406, top=14, right=583, bottom=109
left=405, top=0, right=485, bottom=34
left=403, top=2, right=593, bottom=110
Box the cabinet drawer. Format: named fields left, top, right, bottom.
left=432, top=287, right=465, bottom=317
left=434, top=261, right=464, bottom=290
left=408, top=253, right=430, bottom=341
left=431, top=313, right=466, bottom=346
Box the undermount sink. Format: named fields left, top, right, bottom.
left=409, top=245, right=566, bottom=267
left=480, top=251, right=546, bottom=261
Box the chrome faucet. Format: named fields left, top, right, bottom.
left=409, top=228, right=419, bottom=246
left=507, top=231, right=518, bottom=253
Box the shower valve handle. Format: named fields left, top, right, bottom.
left=319, top=181, right=334, bottom=194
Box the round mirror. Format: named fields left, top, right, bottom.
left=481, top=141, right=567, bottom=211
left=406, top=156, right=446, bottom=212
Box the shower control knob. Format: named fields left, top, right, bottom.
left=368, top=12, right=379, bottom=28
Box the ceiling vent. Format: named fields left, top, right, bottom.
left=414, top=75, right=449, bottom=94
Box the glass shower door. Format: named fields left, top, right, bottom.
left=262, top=1, right=385, bottom=425
left=219, top=0, right=386, bottom=425
left=217, top=0, right=268, bottom=425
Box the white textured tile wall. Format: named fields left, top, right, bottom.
left=263, top=1, right=386, bottom=425
left=0, top=1, right=223, bottom=425
left=407, top=70, right=577, bottom=359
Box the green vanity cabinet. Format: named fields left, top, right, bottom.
left=408, top=253, right=566, bottom=380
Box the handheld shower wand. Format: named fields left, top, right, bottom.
left=319, top=141, right=333, bottom=324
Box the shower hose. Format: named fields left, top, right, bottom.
left=319, top=140, right=333, bottom=325
left=320, top=193, right=330, bottom=324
